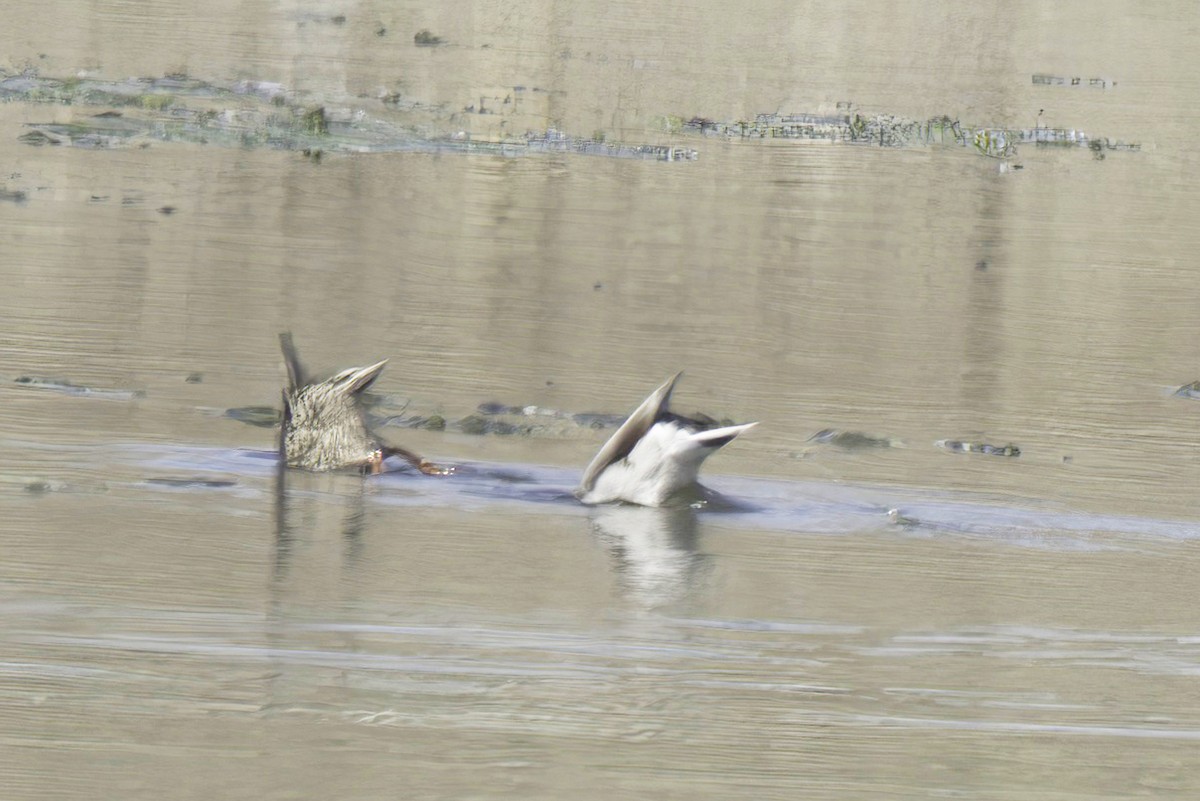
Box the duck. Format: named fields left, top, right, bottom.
left=278, top=332, right=450, bottom=475
left=575, top=373, right=757, bottom=506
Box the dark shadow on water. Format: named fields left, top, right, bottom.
left=240, top=448, right=284, bottom=462
left=377, top=457, right=762, bottom=513
left=376, top=459, right=580, bottom=507
left=689, top=484, right=763, bottom=514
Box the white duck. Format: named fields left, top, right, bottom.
left=575, top=373, right=757, bottom=506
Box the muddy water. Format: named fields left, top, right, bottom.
left=3, top=2, right=1200, bottom=799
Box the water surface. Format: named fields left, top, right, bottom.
left=3, top=2, right=1200, bottom=799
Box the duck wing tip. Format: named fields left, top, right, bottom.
left=279, top=331, right=306, bottom=390
left=578, top=373, right=685, bottom=491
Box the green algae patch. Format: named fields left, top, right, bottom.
left=139, top=93, right=174, bottom=111
left=301, top=106, right=328, bottom=135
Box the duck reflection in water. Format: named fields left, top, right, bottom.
left=576, top=373, right=756, bottom=507
left=271, top=462, right=370, bottom=583
left=278, top=332, right=453, bottom=476
left=590, top=505, right=708, bottom=606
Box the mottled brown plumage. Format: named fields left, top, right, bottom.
left=279, top=333, right=450, bottom=475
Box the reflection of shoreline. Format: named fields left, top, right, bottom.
left=590, top=506, right=705, bottom=607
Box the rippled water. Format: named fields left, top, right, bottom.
left=3, top=2, right=1200, bottom=799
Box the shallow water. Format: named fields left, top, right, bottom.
left=3, top=2, right=1200, bottom=799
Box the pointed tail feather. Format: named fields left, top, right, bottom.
left=279, top=332, right=307, bottom=390
left=577, top=372, right=683, bottom=493
left=687, top=421, right=758, bottom=449
left=335, top=359, right=389, bottom=395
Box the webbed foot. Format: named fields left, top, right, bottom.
left=381, top=444, right=455, bottom=476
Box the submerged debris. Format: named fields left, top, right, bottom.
left=571, top=412, right=627, bottom=429
left=0, top=70, right=1141, bottom=162
left=887, top=508, right=920, bottom=528
left=17, top=129, right=65, bottom=146
left=144, top=477, right=237, bottom=489
left=0, top=474, right=70, bottom=494
left=793, top=427, right=901, bottom=459
left=457, top=413, right=533, bottom=436
left=681, top=109, right=1139, bottom=159
left=1032, top=74, right=1114, bottom=89
left=221, top=396, right=634, bottom=438
left=806, top=428, right=900, bottom=450
left=1173, top=380, right=1200, bottom=399
left=413, top=29, right=444, bottom=46
left=301, top=106, right=328, bottom=136
left=374, top=412, right=446, bottom=431
left=223, top=405, right=283, bottom=427
left=475, top=401, right=627, bottom=430
left=522, top=128, right=696, bottom=161
left=936, top=439, right=1021, bottom=457
left=14, top=376, right=144, bottom=400
left=3, top=71, right=692, bottom=163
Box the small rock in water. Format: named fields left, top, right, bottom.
left=457, top=414, right=489, bottom=436
left=375, top=413, right=446, bottom=431
left=887, top=508, right=920, bottom=527
left=477, top=401, right=519, bottom=416
left=0, top=474, right=68, bottom=494
left=471, top=400, right=632, bottom=434
left=456, top=414, right=529, bottom=436
left=936, top=439, right=1021, bottom=457
left=477, top=402, right=566, bottom=419
left=1173, top=380, right=1200, bottom=399
left=571, top=412, right=626, bottom=429
left=413, top=29, right=444, bottom=46
left=18, top=129, right=63, bottom=146
left=807, top=428, right=899, bottom=449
